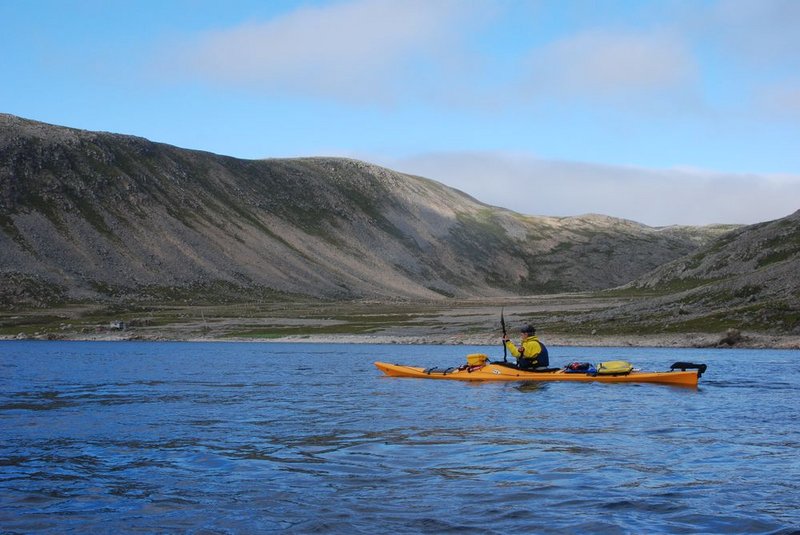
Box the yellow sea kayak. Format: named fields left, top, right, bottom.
left=374, top=361, right=705, bottom=387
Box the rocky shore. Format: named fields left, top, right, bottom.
left=5, top=330, right=799, bottom=350
left=266, top=332, right=800, bottom=349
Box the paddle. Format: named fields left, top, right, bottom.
left=501, top=307, right=507, bottom=362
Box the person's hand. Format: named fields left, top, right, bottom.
left=502, top=335, right=509, bottom=342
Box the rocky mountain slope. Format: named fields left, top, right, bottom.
left=586, top=210, right=800, bottom=335
left=1, top=114, right=730, bottom=306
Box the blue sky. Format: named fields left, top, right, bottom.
left=2, top=0, right=799, bottom=225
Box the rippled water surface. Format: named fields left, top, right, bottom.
left=1, top=341, right=799, bottom=533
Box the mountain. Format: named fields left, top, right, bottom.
left=0, top=114, right=730, bottom=306
left=590, top=210, right=800, bottom=335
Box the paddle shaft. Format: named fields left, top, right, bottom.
left=501, top=308, right=507, bottom=362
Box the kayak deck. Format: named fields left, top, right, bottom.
left=374, top=361, right=701, bottom=387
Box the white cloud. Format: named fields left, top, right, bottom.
left=758, top=81, right=800, bottom=119
left=709, top=0, right=800, bottom=66
left=154, top=0, right=798, bottom=119
left=374, top=151, right=800, bottom=226
left=523, top=29, right=697, bottom=103
left=163, top=0, right=486, bottom=104
left=693, top=1, right=800, bottom=122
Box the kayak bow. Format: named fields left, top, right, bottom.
left=374, top=361, right=703, bottom=387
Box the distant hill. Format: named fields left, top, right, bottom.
left=590, top=210, right=800, bottom=335
left=0, top=113, right=732, bottom=306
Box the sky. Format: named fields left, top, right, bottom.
left=2, top=0, right=799, bottom=226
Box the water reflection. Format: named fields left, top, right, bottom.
left=513, top=382, right=549, bottom=393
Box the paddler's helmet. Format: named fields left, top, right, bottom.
left=520, top=324, right=536, bottom=335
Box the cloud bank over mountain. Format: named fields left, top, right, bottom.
left=375, top=151, right=800, bottom=226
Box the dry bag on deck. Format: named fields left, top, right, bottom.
left=466, top=353, right=488, bottom=366
left=564, top=362, right=597, bottom=374
left=596, top=360, right=634, bottom=375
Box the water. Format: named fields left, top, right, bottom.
left=1, top=341, right=798, bottom=534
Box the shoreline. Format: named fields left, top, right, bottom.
left=4, top=331, right=799, bottom=350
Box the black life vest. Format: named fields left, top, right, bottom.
left=537, top=342, right=550, bottom=367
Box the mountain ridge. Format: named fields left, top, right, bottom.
left=0, top=113, right=734, bottom=306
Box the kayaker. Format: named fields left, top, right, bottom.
left=502, top=324, right=550, bottom=370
